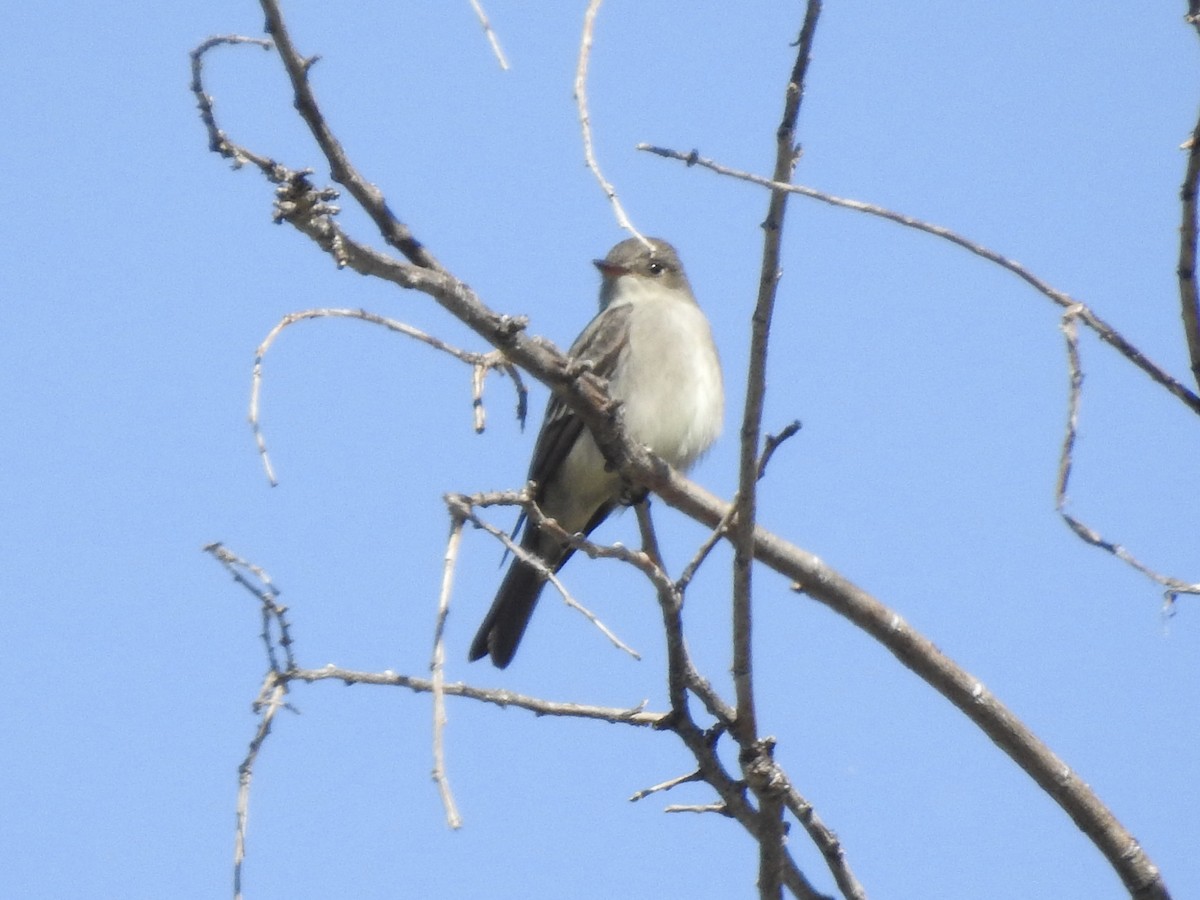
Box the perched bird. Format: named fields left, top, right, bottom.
left=469, top=237, right=723, bottom=667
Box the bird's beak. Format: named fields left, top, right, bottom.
left=593, top=259, right=630, bottom=278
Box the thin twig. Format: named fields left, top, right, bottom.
left=525, top=495, right=672, bottom=596
left=572, top=0, right=649, bottom=247
left=473, top=352, right=528, bottom=433
left=1178, top=103, right=1200, bottom=392
left=663, top=715, right=830, bottom=900
left=292, top=664, right=661, bottom=724
left=249, top=308, right=526, bottom=485
left=467, top=0, right=509, bottom=70
left=638, top=143, right=1200, bottom=421
left=633, top=501, right=693, bottom=714
left=731, top=0, right=821, bottom=783
left=206, top=543, right=299, bottom=897
left=629, top=503, right=737, bottom=726
left=190, top=36, right=274, bottom=167
left=204, top=542, right=294, bottom=671
left=758, top=420, right=802, bottom=482
left=234, top=673, right=287, bottom=900
left=629, top=769, right=703, bottom=802
left=1055, top=307, right=1200, bottom=607
left=664, top=803, right=728, bottom=815
left=259, top=0, right=444, bottom=270
left=674, top=493, right=739, bottom=595
left=431, top=516, right=465, bottom=829
left=626, top=506, right=829, bottom=900
left=778, top=767, right=867, bottom=900
left=445, top=492, right=642, bottom=659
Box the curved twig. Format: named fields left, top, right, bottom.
left=249, top=307, right=526, bottom=485
left=1055, top=307, right=1200, bottom=604
left=638, top=143, right=1200, bottom=421
left=572, top=0, right=649, bottom=247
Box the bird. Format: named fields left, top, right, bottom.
left=469, top=237, right=723, bottom=667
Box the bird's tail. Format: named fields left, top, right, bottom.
left=468, top=555, right=548, bottom=668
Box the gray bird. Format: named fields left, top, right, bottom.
left=469, top=237, right=724, bottom=667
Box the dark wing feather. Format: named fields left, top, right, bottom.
left=524, top=302, right=633, bottom=497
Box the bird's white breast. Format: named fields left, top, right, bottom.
left=611, top=287, right=724, bottom=472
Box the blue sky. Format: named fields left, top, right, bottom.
left=3, top=3, right=1198, bottom=898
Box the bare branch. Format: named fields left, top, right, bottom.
left=631, top=501, right=838, bottom=900
left=656, top=714, right=830, bottom=900
left=674, top=502, right=734, bottom=594
left=473, top=351, right=529, bottom=433
left=638, top=143, right=1200, bottom=420
left=431, top=516, right=466, bottom=829
left=445, top=492, right=642, bottom=659
left=466, top=0, right=509, bottom=70
left=758, top=420, right=802, bottom=482
left=629, top=769, right=703, bottom=802
left=665, top=802, right=728, bottom=815
left=292, top=664, right=661, bottom=724
left=204, top=542, right=294, bottom=672
left=249, top=308, right=526, bottom=485
left=633, top=501, right=691, bottom=714
left=572, top=0, right=649, bottom=247
left=781, top=780, right=867, bottom=900
left=197, top=183, right=1168, bottom=900
left=1055, top=307, right=1200, bottom=605
left=234, top=673, right=288, bottom=900
left=258, top=0, right=444, bottom=269
left=757, top=792, right=786, bottom=900
left=190, top=35, right=273, bottom=169
left=1179, top=108, right=1200, bottom=391
left=730, top=15, right=823, bottom=897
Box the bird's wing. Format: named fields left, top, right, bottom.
left=525, top=302, right=633, bottom=496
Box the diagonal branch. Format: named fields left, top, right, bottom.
left=638, top=144, right=1200, bottom=420
left=466, top=0, right=509, bottom=70
left=258, top=0, right=444, bottom=270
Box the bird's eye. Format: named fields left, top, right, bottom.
left=647, top=260, right=664, bottom=276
